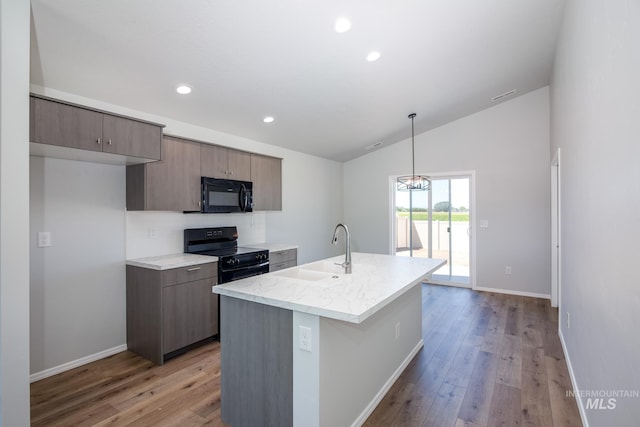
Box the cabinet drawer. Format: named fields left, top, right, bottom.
left=269, top=249, right=297, bottom=265
left=270, top=260, right=297, bottom=272
left=161, top=263, right=217, bottom=287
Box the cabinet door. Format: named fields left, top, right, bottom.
left=227, top=149, right=251, bottom=181
left=162, top=278, right=219, bottom=354
left=251, top=154, right=282, bottom=210
left=30, top=97, right=103, bottom=151
left=102, top=114, right=162, bottom=160
left=145, top=136, right=201, bottom=211
left=200, top=144, right=229, bottom=179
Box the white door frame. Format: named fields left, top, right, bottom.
left=551, top=149, right=561, bottom=310
left=389, top=170, right=476, bottom=290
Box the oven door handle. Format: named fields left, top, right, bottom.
left=219, top=261, right=270, bottom=274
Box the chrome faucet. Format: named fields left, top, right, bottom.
left=331, top=223, right=352, bottom=274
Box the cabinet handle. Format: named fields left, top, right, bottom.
left=187, top=267, right=201, bottom=272
left=107, top=139, right=112, bottom=145
left=96, top=137, right=101, bottom=145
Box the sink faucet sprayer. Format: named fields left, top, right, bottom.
left=331, top=223, right=352, bottom=274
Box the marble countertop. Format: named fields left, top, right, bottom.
left=251, top=243, right=298, bottom=252
left=126, top=253, right=218, bottom=270
left=213, top=252, right=445, bottom=323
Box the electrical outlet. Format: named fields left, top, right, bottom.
left=395, top=322, right=401, bottom=340
left=505, top=266, right=512, bottom=275
left=567, top=312, right=570, bottom=329
left=299, top=326, right=312, bottom=352
left=37, top=231, right=52, bottom=248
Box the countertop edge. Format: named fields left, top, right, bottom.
left=126, top=253, right=218, bottom=270
left=251, top=243, right=299, bottom=252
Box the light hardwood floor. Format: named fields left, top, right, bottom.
left=31, top=284, right=582, bottom=426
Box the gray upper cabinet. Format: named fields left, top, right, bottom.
left=30, top=96, right=104, bottom=152
left=251, top=154, right=282, bottom=211
left=127, top=136, right=202, bottom=211
left=30, top=95, right=162, bottom=160
left=102, top=114, right=162, bottom=159
left=127, top=135, right=283, bottom=212
left=201, top=143, right=251, bottom=181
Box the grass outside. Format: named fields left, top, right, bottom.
left=396, top=211, right=469, bottom=222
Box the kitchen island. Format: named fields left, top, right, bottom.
left=213, top=252, right=445, bottom=427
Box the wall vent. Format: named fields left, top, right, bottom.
left=491, top=89, right=517, bottom=103
left=364, top=141, right=384, bottom=150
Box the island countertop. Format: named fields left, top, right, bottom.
left=213, top=252, right=445, bottom=323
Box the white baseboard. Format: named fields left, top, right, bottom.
left=351, top=339, right=425, bottom=427
left=30, top=344, right=128, bottom=383
left=473, top=286, right=550, bottom=300
left=559, top=329, right=589, bottom=427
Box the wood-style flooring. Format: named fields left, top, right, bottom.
left=31, top=284, right=582, bottom=426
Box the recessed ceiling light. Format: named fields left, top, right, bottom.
left=263, top=116, right=275, bottom=123
left=176, top=85, right=192, bottom=95
left=366, top=51, right=381, bottom=62
left=333, top=17, right=351, bottom=33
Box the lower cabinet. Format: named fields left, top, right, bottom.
left=126, top=262, right=218, bottom=364
left=269, top=248, right=297, bottom=272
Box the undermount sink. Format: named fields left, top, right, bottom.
left=273, top=268, right=335, bottom=282
left=301, top=261, right=347, bottom=274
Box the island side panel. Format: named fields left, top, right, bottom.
left=220, top=295, right=293, bottom=427
left=318, top=283, right=423, bottom=427
left=292, top=312, right=321, bottom=427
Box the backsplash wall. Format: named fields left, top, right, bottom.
left=126, top=211, right=266, bottom=259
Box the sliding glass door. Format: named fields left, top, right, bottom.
left=394, top=175, right=471, bottom=286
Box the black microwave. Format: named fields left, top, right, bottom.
left=201, top=177, right=253, bottom=213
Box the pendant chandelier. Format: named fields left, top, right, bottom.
left=396, top=113, right=431, bottom=191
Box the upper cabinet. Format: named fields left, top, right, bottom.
left=200, top=144, right=251, bottom=181
left=102, top=114, right=162, bottom=159
left=127, top=136, right=283, bottom=212
left=127, top=136, right=202, bottom=212
left=251, top=154, right=282, bottom=211
left=30, top=95, right=163, bottom=162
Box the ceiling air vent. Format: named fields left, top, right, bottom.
left=364, top=141, right=384, bottom=150
left=491, top=89, right=517, bottom=103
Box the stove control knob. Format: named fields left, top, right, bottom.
left=235, top=258, right=240, bottom=265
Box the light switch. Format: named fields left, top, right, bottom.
left=38, top=231, right=52, bottom=248
left=480, top=220, right=489, bottom=228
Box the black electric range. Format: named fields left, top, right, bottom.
left=184, top=226, right=269, bottom=283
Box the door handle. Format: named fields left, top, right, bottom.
left=447, top=227, right=451, bottom=233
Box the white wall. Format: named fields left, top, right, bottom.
left=126, top=212, right=266, bottom=260
left=550, top=0, right=640, bottom=425
left=28, top=86, right=343, bottom=375
left=30, top=157, right=127, bottom=375
left=344, top=87, right=551, bottom=296
left=0, top=0, right=31, bottom=423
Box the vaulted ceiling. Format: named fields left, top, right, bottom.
left=30, top=0, right=565, bottom=161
